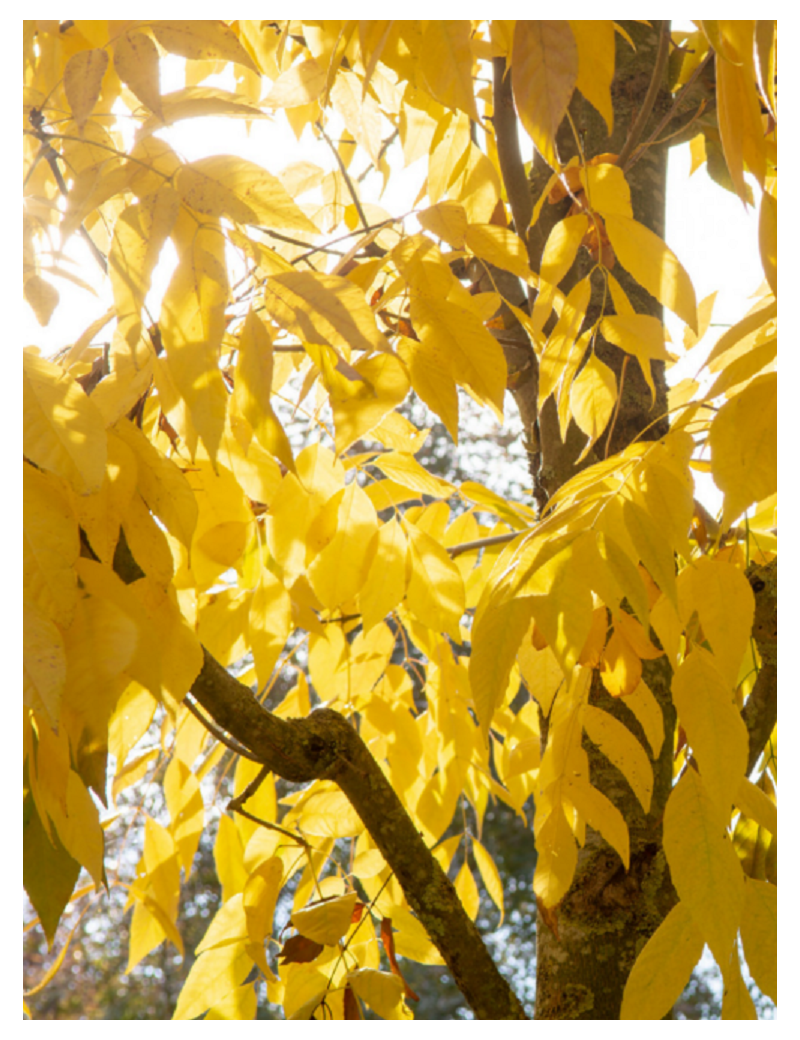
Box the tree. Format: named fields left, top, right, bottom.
left=23, top=19, right=777, bottom=1020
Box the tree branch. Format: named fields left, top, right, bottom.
left=491, top=58, right=533, bottom=251
left=619, top=21, right=671, bottom=171
left=743, top=559, right=778, bottom=776
left=188, top=648, right=528, bottom=1019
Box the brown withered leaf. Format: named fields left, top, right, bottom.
left=278, top=933, right=324, bottom=964
left=343, top=983, right=362, bottom=1019
left=380, top=917, right=420, bottom=1002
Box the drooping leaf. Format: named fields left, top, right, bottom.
left=512, top=21, right=578, bottom=170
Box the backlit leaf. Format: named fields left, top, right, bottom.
left=114, top=31, right=163, bottom=119
left=152, top=20, right=258, bottom=72
left=176, top=156, right=318, bottom=232
left=512, top=22, right=578, bottom=170
left=23, top=351, right=107, bottom=494
left=291, top=891, right=359, bottom=946
left=663, top=769, right=745, bottom=967
left=709, top=373, right=777, bottom=530
left=604, top=215, right=698, bottom=331
left=63, top=49, right=109, bottom=130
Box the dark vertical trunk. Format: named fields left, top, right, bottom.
left=522, top=23, right=681, bottom=1019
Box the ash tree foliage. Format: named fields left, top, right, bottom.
left=23, top=19, right=777, bottom=1021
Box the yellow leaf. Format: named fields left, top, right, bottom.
left=23, top=462, right=79, bottom=626
left=373, top=451, right=454, bottom=499
left=663, top=769, right=745, bottom=967
left=121, top=493, right=175, bottom=585
left=109, top=187, right=180, bottom=327
left=705, top=298, right=776, bottom=370
left=24, top=273, right=59, bottom=326
left=417, top=201, right=468, bottom=249
left=672, top=650, right=748, bottom=823
left=523, top=538, right=595, bottom=676
left=23, top=351, right=107, bottom=494
left=569, top=353, right=616, bottom=454
left=721, top=953, right=758, bottom=1020
left=570, top=21, right=615, bottom=133
left=420, top=21, right=479, bottom=121
left=23, top=601, right=66, bottom=726
left=538, top=277, right=591, bottom=407
left=205, top=984, right=257, bottom=1021
left=708, top=373, right=776, bottom=530
left=405, top=523, right=465, bottom=641
left=758, top=191, right=777, bottom=295
left=63, top=48, right=109, bottom=130
left=734, top=778, right=777, bottom=837
left=566, top=776, right=630, bottom=867
left=716, top=33, right=766, bottom=201
left=582, top=705, right=653, bottom=813
left=512, top=21, right=577, bottom=170
left=114, top=31, right=163, bottom=119
left=332, top=353, right=411, bottom=455
left=243, top=857, right=284, bottom=946
left=427, top=110, right=472, bottom=205
left=604, top=215, right=698, bottom=331
left=622, top=498, right=678, bottom=607
left=164, top=757, right=204, bottom=876
left=157, top=242, right=229, bottom=463
left=410, top=294, right=507, bottom=416
left=330, top=68, right=383, bottom=166
left=677, top=557, right=754, bottom=687
left=249, top=569, right=292, bottom=687
left=464, top=223, right=534, bottom=282
left=214, top=814, right=248, bottom=902
left=108, top=682, right=158, bottom=769
left=740, top=879, right=777, bottom=1002
left=396, top=335, right=459, bottom=443
left=538, top=213, right=589, bottom=289
left=233, top=309, right=294, bottom=471
left=176, top=154, right=317, bottom=232
left=621, top=901, right=704, bottom=1019
left=624, top=681, right=664, bottom=759
left=115, top=419, right=198, bottom=548
left=264, top=270, right=390, bottom=356
left=454, top=860, right=481, bottom=921
left=600, top=314, right=671, bottom=403
left=308, top=481, right=379, bottom=608
left=579, top=162, right=632, bottom=218
left=517, top=641, right=564, bottom=719
left=46, top=770, right=106, bottom=889
left=600, top=626, right=641, bottom=698
left=471, top=838, right=505, bottom=923
left=151, top=20, right=258, bottom=72
left=264, top=58, right=325, bottom=108
left=348, top=968, right=409, bottom=1020
left=292, top=891, right=359, bottom=946
left=359, top=519, right=409, bottom=633
left=173, top=942, right=254, bottom=1020
left=471, top=596, right=535, bottom=735
left=533, top=803, right=578, bottom=907
left=140, top=86, right=267, bottom=129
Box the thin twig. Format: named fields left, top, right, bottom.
left=316, top=120, right=371, bottom=231
left=184, top=694, right=263, bottom=761
left=26, top=128, right=109, bottom=274
left=604, top=355, right=629, bottom=459
left=626, top=51, right=714, bottom=172
left=447, top=530, right=523, bottom=559
left=618, top=22, right=671, bottom=171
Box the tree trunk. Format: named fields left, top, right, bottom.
left=521, top=22, right=683, bottom=1019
